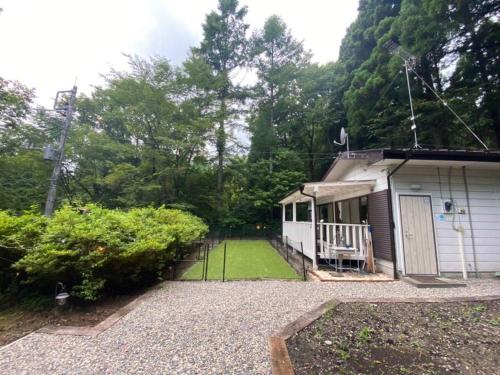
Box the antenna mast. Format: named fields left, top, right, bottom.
left=383, top=39, right=488, bottom=151
left=384, top=40, right=420, bottom=148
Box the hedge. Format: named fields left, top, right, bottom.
left=0, top=204, right=208, bottom=300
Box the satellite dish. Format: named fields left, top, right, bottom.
left=334, top=127, right=349, bottom=152
left=340, top=127, right=347, bottom=144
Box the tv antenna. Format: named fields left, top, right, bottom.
left=334, top=127, right=349, bottom=153
left=383, top=40, right=420, bottom=149
left=383, top=39, right=488, bottom=151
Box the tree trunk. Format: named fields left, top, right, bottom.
left=216, top=97, right=226, bottom=211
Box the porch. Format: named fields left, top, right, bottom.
left=279, top=180, right=376, bottom=271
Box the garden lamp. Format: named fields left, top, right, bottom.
left=55, top=282, right=70, bottom=306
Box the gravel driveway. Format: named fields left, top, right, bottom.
left=0, top=279, right=498, bottom=374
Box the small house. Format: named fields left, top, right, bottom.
left=279, top=149, right=500, bottom=278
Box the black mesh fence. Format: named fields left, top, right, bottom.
left=268, top=234, right=308, bottom=281
left=171, top=233, right=309, bottom=281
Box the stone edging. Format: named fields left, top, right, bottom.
left=36, top=296, right=144, bottom=337
left=0, top=285, right=163, bottom=352
left=268, top=295, right=500, bottom=375
left=36, top=285, right=163, bottom=337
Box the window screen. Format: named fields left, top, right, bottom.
left=296, top=202, right=311, bottom=222
left=285, top=204, right=293, bottom=221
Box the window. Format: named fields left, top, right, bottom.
left=318, top=203, right=334, bottom=223
left=296, top=202, right=311, bottom=222
left=360, top=196, right=368, bottom=223
left=284, top=204, right=293, bottom=221
left=335, top=196, right=368, bottom=224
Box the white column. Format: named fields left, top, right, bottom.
left=311, top=198, right=317, bottom=270
left=292, top=202, right=297, bottom=222
left=282, top=204, right=285, bottom=222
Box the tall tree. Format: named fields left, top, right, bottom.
left=194, top=0, right=249, bottom=213
left=249, top=15, right=309, bottom=160
left=68, top=56, right=210, bottom=208
left=0, top=77, right=34, bottom=131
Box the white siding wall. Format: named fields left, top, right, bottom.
left=282, top=221, right=315, bottom=260
left=392, top=166, right=500, bottom=274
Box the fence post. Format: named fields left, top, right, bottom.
left=222, top=241, right=227, bottom=282
left=201, top=243, right=206, bottom=281
left=204, top=243, right=210, bottom=281
left=300, top=241, right=307, bottom=281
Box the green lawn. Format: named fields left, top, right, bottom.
left=181, top=240, right=301, bottom=280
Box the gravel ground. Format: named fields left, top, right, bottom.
left=0, top=279, right=498, bottom=375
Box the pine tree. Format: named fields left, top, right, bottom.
left=194, top=0, right=249, bottom=211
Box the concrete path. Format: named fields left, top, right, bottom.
left=0, top=279, right=498, bottom=374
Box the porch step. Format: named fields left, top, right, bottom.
left=403, top=276, right=466, bottom=288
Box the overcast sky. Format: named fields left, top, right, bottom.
left=0, top=0, right=359, bottom=107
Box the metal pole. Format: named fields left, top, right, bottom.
left=285, top=235, right=289, bottom=262
left=222, top=241, right=227, bottom=282
left=44, top=86, right=77, bottom=216
left=300, top=242, right=306, bottom=281
left=204, top=242, right=210, bottom=281
left=201, top=243, right=207, bottom=281
left=404, top=62, right=419, bottom=148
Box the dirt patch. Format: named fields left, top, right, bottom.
left=0, top=293, right=140, bottom=347
left=287, top=301, right=500, bottom=374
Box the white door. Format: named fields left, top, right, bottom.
left=399, top=195, right=438, bottom=275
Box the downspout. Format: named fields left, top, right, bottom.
left=462, top=166, right=479, bottom=277
left=449, top=167, right=467, bottom=280
left=299, top=185, right=318, bottom=269
left=386, top=149, right=414, bottom=279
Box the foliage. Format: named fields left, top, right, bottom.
left=1, top=0, right=499, bottom=232
left=3, top=205, right=207, bottom=300
left=0, top=208, right=47, bottom=292
left=0, top=77, right=34, bottom=129
left=0, top=152, right=53, bottom=210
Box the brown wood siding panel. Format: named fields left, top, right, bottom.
left=368, top=190, right=394, bottom=261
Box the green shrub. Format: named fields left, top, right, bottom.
left=10, top=204, right=207, bottom=300
left=0, top=208, right=47, bottom=292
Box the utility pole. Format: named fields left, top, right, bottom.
left=44, top=86, right=77, bottom=216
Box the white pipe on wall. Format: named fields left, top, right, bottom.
left=457, top=226, right=468, bottom=280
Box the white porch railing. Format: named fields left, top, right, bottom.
left=319, top=223, right=370, bottom=261
left=282, top=221, right=315, bottom=260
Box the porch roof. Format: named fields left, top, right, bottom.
left=279, top=180, right=376, bottom=205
